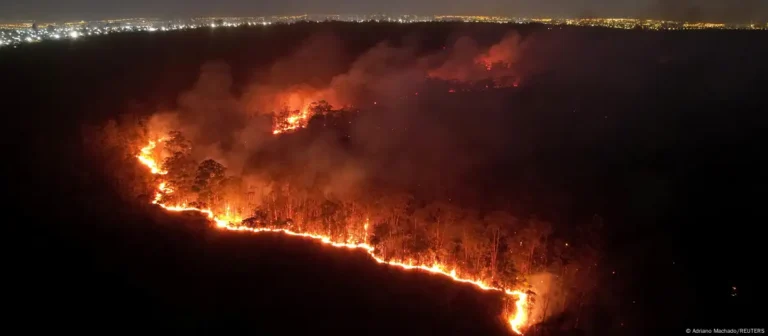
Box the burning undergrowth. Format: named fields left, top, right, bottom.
left=89, top=29, right=604, bottom=335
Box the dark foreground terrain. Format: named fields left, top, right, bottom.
left=35, top=207, right=511, bottom=335
left=5, top=22, right=766, bottom=334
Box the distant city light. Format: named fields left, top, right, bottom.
left=1, top=15, right=765, bottom=49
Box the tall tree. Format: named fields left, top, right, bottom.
left=161, top=155, right=196, bottom=205
left=163, top=130, right=191, bottom=156
left=483, top=211, right=517, bottom=280
left=193, top=159, right=226, bottom=208
left=518, top=216, right=553, bottom=276
left=309, top=100, right=333, bottom=116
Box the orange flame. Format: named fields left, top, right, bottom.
left=136, top=139, right=168, bottom=175
left=273, top=105, right=313, bottom=135
left=136, top=137, right=530, bottom=334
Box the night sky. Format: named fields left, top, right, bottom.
left=1, top=0, right=766, bottom=23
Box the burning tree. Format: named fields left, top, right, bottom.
left=192, top=159, right=227, bottom=208
left=93, top=101, right=604, bottom=334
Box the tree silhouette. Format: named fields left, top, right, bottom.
left=193, top=159, right=226, bottom=208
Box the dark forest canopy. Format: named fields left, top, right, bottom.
left=6, top=21, right=765, bottom=335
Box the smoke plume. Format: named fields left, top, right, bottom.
left=527, top=272, right=568, bottom=325
left=144, top=30, right=535, bottom=205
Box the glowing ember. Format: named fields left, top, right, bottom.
left=136, top=137, right=530, bottom=334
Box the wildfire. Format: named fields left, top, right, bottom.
left=136, top=138, right=530, bottom=334
left=136, top=139, right=168, bottom=174
left=273, top=105, right=313, bottom=135
left=480, top=60, right=493, bottom=71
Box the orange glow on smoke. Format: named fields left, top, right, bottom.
left=137, top=138, right=530, bottom=334
left=480, top=60, right=493, bottom=71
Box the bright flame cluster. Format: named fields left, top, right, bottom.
left=273, top=106, right=312, bottom=134
left=137, top=139, right=168, bottom=175
left=137, top=138, right=529, bottom=334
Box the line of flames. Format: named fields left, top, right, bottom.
left=137, top=138, right=529, bottom=334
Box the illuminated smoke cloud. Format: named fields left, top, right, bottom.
left=129, top=29, right=552, bottom=335
left=144, top=30, right=537, bottom=191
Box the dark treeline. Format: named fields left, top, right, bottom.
left=6, top=22, right=766, bottom=335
